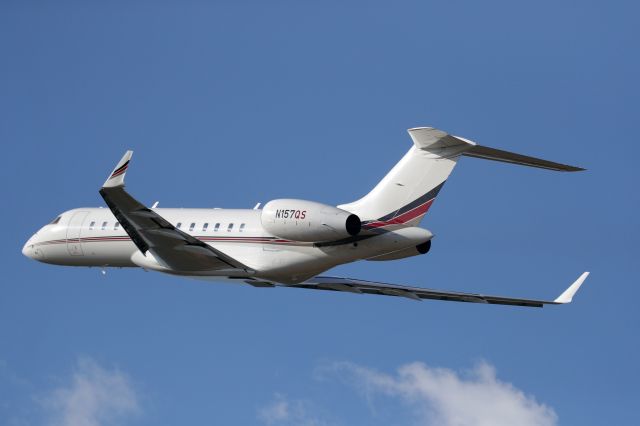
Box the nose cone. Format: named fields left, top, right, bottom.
left=22, top=238, right=35, bottom=259
left=22, top=242, right=31, bottom=258
left=22, top=235, right=43, bottom=260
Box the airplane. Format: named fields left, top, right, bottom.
left=22, top=127, right=589, bottom=308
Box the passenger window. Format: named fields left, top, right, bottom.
left=89, top=221, right=95, bottom=230
left=227, top=223, right=234, bottom=232
left=239, top=223, right=245, bottom=232
left=114, top=222, right=120, bottom=230
left=203, top=223, right=209, bottom=231
left=176, top=222, right=182, bottom=229
left=214, top=223, right=220, bottom=232
left=101, top=221, right=108, bottom=230
left=189, top=222, right=195, bottom=232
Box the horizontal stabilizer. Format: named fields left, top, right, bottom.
left=463, top=145, right=585, bottom=172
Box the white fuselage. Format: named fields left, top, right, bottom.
left=23, top=207, right=433, bottom=284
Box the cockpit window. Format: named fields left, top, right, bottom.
left=49, top=216, right=61, bottom=225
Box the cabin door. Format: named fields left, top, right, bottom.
left=66, top=211, right=89, bottom=256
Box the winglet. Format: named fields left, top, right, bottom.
left=554, top=272, right=589, bottom=304
left=103, top=151, right=133, bottom=188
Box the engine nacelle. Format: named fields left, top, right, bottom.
left=261, top=199, right=361, bottom=242
left=366, top=240, right=431, bottom=261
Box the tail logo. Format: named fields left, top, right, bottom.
left=363, top=181, right=446, bottom=229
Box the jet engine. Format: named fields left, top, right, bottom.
left=367, top=240, right=431, bottom=261
left=261, top=199, right=361, bottom=242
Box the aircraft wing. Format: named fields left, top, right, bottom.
left=273, top=272, right=589, bottom=307
left=99, top=151, right=252, bottom=274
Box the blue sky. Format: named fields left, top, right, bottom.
left=1, top=1, right=638, bottom=425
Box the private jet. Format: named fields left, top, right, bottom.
left=22, top=127, right=589, bottom=307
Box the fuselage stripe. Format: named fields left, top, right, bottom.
left=370, top=181, right=445, bottom=224
left=34, top=235, right=307, bottom=247
left=363, top=198, right=435, bottom=229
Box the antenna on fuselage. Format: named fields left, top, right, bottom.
left=253, top=202, right=261, bottom=210
left=151, top=201, right=159, bottom=208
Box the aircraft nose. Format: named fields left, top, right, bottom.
left=22, top=235, right=42, bottom=260
left=22, top=241, right=34, bottom=258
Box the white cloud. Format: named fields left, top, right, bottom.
left=258, top=393, right=329, bottom=426
left=327, top=360, right=557, bottom=426
left=259, top=393, right=290, bottom=424
left=43, top=357, right=140, bottom=426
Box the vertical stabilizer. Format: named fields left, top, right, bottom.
left=338, top=127, right=475, bottom=228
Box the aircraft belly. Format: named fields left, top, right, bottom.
left=207, top=233, right=432, bottom=284
left=253, top=244, right=339, bottom=284
left=196, top=241, right=268, bottom=274
left=82, top=241, right=138, bottom=267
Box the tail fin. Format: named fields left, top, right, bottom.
left=338, top=127, right=584, bottom=229
left=339, top=127, right=472, bottom=228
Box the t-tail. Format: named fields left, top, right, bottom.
left=338, top=127, right=584, bottom=230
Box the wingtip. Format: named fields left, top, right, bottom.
left=102, top=150, right=134, bottom=188
left=554, top=271, right=589, bottom=304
